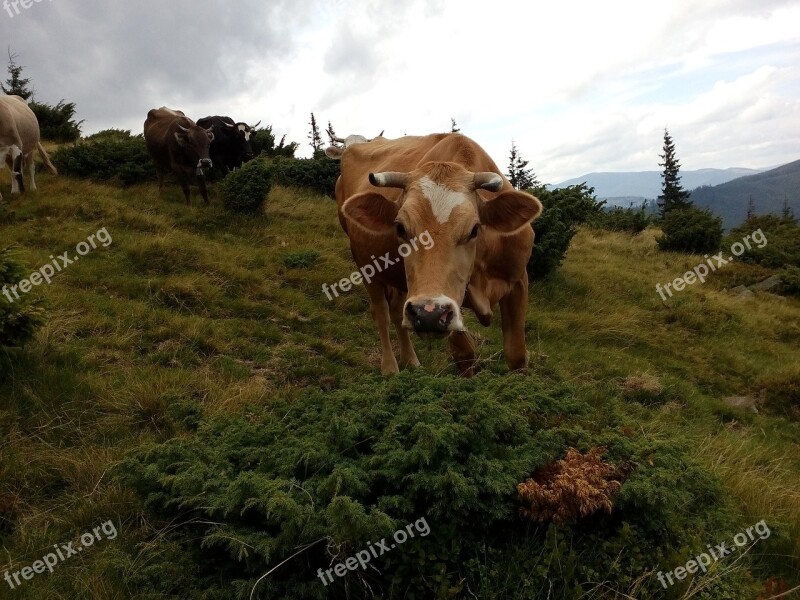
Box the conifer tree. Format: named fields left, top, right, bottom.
left=746, top=195, right=756, bottom=220
left=325, top=121, right=341, bottom=147
left=781, top=196, right=795, bottom=222
left=450, top=118, right=460, bottom=133
left=1, top=50, right=33, bottom=100
left=507, top=141, right=539, bottom=190
left=308, top=113, right=322, bottom=154
left=657, top=129, right=692, bottom=218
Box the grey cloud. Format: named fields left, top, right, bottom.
left=0, top=0, right=318, bottom=130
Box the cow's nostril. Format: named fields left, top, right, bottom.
left=439, top=308, right=453, bottom=326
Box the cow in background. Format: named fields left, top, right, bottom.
left=325, top=131, right=384, bottom=159
left=196, top=116, right=260, bottom=173
left=0, top=95, right=58, bottom=199
left=144, top=107, right=214, bottom=204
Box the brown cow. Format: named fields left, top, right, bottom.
left=327, top=133, right=542, bottom=376
left=144, top=107, right=215, bottom=204
left=0, top=95, right=57, bottom=199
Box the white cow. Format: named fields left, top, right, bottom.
left=0, top=95, right=57, bottom=199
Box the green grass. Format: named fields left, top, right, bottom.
left=1, top=170, right=799, bottom=598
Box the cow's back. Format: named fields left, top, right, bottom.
left=0, top=95, right=40, bottom=151
left=144, top=107, right=194, bottom=167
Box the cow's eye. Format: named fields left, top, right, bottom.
left=395, top=222, right=408, bottom=239
left=468, top=224, right=480, bottom=240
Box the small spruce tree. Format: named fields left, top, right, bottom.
left=308, top=113, right=323, bottom=155
left=657, top=128, right=692, bottom=218
left=507, top=141, right=539, bottom=190
left=326, top=121, right=341, bottom=148
left=746, top=195, right=756, bottom=220
left=781, top=196, right=795, bottom=222
left=450, top=118, right=460, bottom=133
left=1, top=50, right=33, bottom=100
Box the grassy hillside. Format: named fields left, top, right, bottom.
left=1, top=171, right=799, bottom=599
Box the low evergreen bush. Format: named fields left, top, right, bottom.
left=657, top=206, right=723, bottom=254
left=527, top=184, right=604, bottom=279
left=116, top=373, right=751, bottom=599
left=30, top=100, right=83, bottom=142
left=220, top=160, right=272, bottom=214
left=1, top=245, right=45, bottom=352
left=591, top=204, right=651, bottom=234
left=270, top=156, right=340, bottom=198
left=52, top=133, right=155, bottom=187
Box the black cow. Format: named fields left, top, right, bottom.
left=144, top=107, right=214, bottom=204
left=196, top=116, right=261, bottom=173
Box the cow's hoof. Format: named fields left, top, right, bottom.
left=399, top=356, right=421, bottom=369
left=381, top=359, right=400, bottom=376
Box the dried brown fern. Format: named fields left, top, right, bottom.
left=517, top=447, right=630, bottom=524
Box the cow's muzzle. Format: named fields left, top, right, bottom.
left=403, top=297, right=463, bottom=336
left=197, top=159, right=213, bottom=169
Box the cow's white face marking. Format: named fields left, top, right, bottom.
left=419, top=176, right=468, bottom=224
left=238, top=124, right=251, bottom=141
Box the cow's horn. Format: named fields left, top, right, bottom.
left=369, top=172, right=407, bottom=189
left=177, top=124, right=189, bottom=133
left=223, top=121, right=236, bottom=128
left=377, top=130, right=384, bottom=137
left=251, top=120, right=261, bottom=129
left=473, top=172, right=503, bottom=192
left=332, top=135, right=345, bottom=144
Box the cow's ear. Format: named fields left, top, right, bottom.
left=174, top=132, right=187, bottom=147
left=342, top=192, right=398, bottom=235
left=206, top=131, right=215, bottom=142
left=325, top=146, right=344, bottom=160
left=478, top=190, right=542, bottom=233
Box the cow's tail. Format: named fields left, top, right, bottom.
left=37, top=142, right=58, bottom=175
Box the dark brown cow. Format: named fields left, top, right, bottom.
left=327, top=133, right=542, bottom=377
left=143, top=107, right=215, bottom=204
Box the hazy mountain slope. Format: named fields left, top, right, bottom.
left=691, top=159, right=800, bottom=228
left=553, top=168, right=761, bottom=202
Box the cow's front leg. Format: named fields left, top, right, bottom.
left=365, top=282, right=399, bottom=375
left=449, top=330, right=476, bottom=377
left=197, top=174, right=210, bottom=204
left=389, top=288, right=420, bottom=369
left=177, top=172, right=191, bottom=204
left=499, top=278, right=530, bottom=372
left=9, top=146, right=23, bottom=194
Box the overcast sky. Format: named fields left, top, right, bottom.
left=2, top=0, right=798, bottom=183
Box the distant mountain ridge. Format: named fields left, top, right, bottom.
left=552, top=167, right=762, bottom=205
left=691, top=159, right=800, bottom=229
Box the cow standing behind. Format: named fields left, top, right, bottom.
left=196, top=116, right=260, bottom=173
left=0, top=95, right=58, bottom=200
left=144, top=107, right=214, bottom=204
left=327, top=133, right=542, bottom=377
